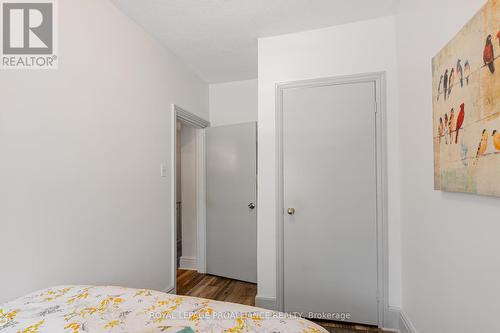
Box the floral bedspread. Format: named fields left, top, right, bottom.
left=0, top=285, right=326, bottom=333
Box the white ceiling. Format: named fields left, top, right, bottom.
left=111, top=0, right=399, bottom=83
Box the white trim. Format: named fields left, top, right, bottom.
left=179, top=256, right=198, bottom=271
left=255, top=295, right=278, bottom=311
left=170, top=107, right=177, bottom=294
left=275, top=72, right=389, bottom=327
left=400, top=310, right=418, bottom=333
left=171, top=104, right=209, bottom=294
left=174, top=104, right=210, bottom=128
left=385, top=306, right=402, bottom=331
left=195, top=130, right=207, bottom=274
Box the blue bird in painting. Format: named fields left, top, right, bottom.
left=457, top=59, right=464, bottom=88
left=464, top=61, right=471, bottom=85
left=437, top=75, right=443, bottom=100
left=443, top=69, right=449, bottom=100
left=448, top=68, right=455, bottom=97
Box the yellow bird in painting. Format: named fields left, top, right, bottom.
left=476, top=129, right=489, bottom=158
left=492, top=130, right=500, bottom=151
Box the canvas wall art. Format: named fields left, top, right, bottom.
left=433, top=0, right=500, bottom=197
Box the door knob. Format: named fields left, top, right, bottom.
left=287, top=208, right=296, bottom=215
left=248, top=203, right=256, bottom=210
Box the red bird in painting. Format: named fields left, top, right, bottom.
left=484, top=34, right=495, bottom=74
left=438, top=117, right=444, bottom=143
left=497, top=30, right=500, bottom=46
left=455, top=103, right=465, bottom=144
left=444, top=113, right=449, bottom=144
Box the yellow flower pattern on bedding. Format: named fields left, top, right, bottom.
left=0, top=285, right=327, bottom=333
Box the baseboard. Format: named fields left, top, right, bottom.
left=254, top=295, right=277, bottom=311
left=399, top=309, right=417, bottom=333
left=179, top=256, right=198, bottom=270
left=383, top=306, right=402, bottom=332
left=163, top=286, right=175, bottom=294
left=252, top=298, right=413, bottom=332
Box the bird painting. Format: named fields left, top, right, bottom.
left=493, top=130, right=500, bottom=152
left=456, top=59, right=464, bottom=88
left=449, top=108, right=455, bottom=143
left=455, top=103, right=465, bottom=144
left=476, top=129, right=489, bottom=159
left=483, top=34, right=495, bottom=74
left=464, top=61, right=471, bottom=85
left=438, top=118, right=444, bottom=143
left=432, top=1, right=500, bottom=197
left=443, top=69, right=449, bottom=100
left=448, top=68, right=455, bottom=97
left=437, top=75, right=443, bottom=100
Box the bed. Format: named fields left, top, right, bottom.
left=0, top=285, right=327, bottom=333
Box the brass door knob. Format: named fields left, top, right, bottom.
left=287, top=208, right=296, bottom=215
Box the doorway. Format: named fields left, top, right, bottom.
left=176, top=121, right=199, bottom=271
left=171, top=105, right=258, bottom=294
left=170, top=105, right=209, bottom=293
left=276, top=73, right=389, bottom=327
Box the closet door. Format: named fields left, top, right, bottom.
left=283, top=81, right=379, bottom=325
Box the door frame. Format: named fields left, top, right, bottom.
left=169, top=104, right=210, bottom=293
left=275, top=72, right=389, bottom=327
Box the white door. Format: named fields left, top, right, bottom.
left=283, top=81, right=379, bottom=325
left=206, top=122, right=257, bottom=283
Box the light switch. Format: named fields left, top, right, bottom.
left=161, top=164, right=167, bottom=177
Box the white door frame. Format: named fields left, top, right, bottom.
left=275, top=72, right=389, bottom=327
left=170, top=104, right=210, bottom=293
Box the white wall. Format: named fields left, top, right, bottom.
left=209, top=79, right=258, bottom=127
left=180, top=124, right=198, bottom=269
left=396, top=1, right=500, bottom=332
left=257, top=16, right=402, bottom=308
left=0, top=0, right=208, bottom=303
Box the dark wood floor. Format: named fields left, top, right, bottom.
left=177, top=269, right=257, bottom=305
left=176, top=269, right=388, bottom=333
